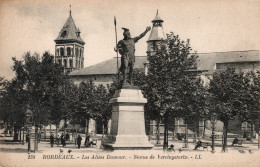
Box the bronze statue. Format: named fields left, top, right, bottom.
left=115, top=26, right=151, bottom=85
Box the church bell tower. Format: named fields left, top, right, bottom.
left=145, top=10, right=166, bottom=75
left=147, top=10, right=166, bottom=55
left=54, top=9, right=85, bottom=74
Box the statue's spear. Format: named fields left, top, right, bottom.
left=114, top=16, right=119, bottom=81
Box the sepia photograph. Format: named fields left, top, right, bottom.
left=0, top=0, right=260, bottom=167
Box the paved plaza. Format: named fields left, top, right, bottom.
left=0, top=129, right=260, bottom=167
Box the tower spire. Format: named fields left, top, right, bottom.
left=70, top=5, right=71, bottom=16
left=147, top=10, right=165, bottom=42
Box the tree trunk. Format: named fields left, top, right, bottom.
left=38, top=125, right=41, bottom=143
left=251, top=122, right=254, bottom=141
left=222, top=120, right=228, bottom=152
left=194, top=123, right=197, bottom=143
left=34, top=126, right=38, bottom=152
left=172, top=118, right=175, bottom=140
left=184, top=120, right=188, bottom=148
left=163, top=116, right=168, bottom=151
left=102, top=124, right=104, bottom=138
left=44, top=126, right=46, bottom=139
left=64, top=119, right=66, bottom=135
left=19, top=128, right=22, bottom=143
left=258, top=129, right=260, bottom=150
left=203, top=120, right=206, bottom=139
left=22, top=128, right=24, bottom=145
left=85, top=118, right=89, bottom=135
left=50, top=123, right=51, bottom=137
left=84, top=118, right=89, bottom=147
left=156, top=118, right=160, bottom=144
left=56, top=123, right=58, bottom=139
left=13, top=126, right=17, bottom=141
left=104, top=121, right=108, bottom=135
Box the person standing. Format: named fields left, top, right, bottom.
left=77, top=134, right=82, bottom=149
left=85, top=134, right=90, bottom=147
left=50, top=134, right=54, bottom=147
left=61, top=133, right=66, bottom=147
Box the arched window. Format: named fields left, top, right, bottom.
left=67, top=47, right=71, bottom=56
left=80, top=49, right=82, bottom=57
left=60, top=48, right=64, bottom=56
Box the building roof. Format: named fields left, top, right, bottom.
left=197, top=50, right=260, bottom=71
left=69, top=56, right=147, bottom=76
left=69, top=50, right=260, bottom=76
left=152, top=10, right=164, bottom=23
left=55, top=13, right=85, bottom=45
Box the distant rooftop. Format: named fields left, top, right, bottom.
left=69, top=50, right=260, bottom=76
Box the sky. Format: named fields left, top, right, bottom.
left=0, top=0, right=260, bottom=80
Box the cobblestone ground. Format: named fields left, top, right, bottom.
left=0, top=130, right=260, bottom=167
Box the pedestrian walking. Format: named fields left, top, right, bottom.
left=61, top=133, right=66, bottom=147
left=77, top=134, right=82, bottom=149
left=50, top=134, right=54, bottom=147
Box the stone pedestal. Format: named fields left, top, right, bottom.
left=106, top=86, right=153, bottom=149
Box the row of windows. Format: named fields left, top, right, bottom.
left=56, top=47, right=83, bottom=57
left=57, top=59, right=83, bottom=69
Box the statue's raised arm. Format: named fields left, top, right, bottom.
left=134, top=26, right=151, bottom=43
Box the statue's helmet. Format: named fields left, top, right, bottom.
left=122, top=28, right=130, bottom=36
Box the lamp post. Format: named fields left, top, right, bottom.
left=211, top=113, right=217, bottom=153
left=25, top=109, right=33, bottom=154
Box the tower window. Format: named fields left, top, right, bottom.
left=64, top=59, right=67, bottom=68
left=61, top=30, right=67, bottom=38
left=153, top=22, right=162, bottom=26
left=58, top=59, right=62, bottom=65
left=67, top=47, right=71, bottom=56
left=69, top=59, right=73, bottom=68
left=56, top=49, right=59, bottom=56
left=60, top=48, right=64, bottom=56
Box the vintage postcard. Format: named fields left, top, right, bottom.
left=0, top=0, right=260, bottom=167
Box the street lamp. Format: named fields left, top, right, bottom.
left=25, top=109, right=33, bottom=154
left=210, top=113, right=218, bottom=153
